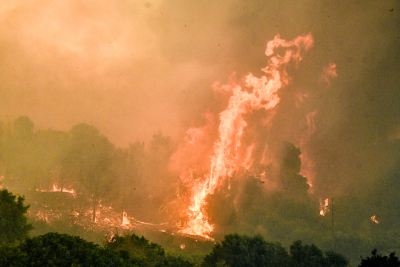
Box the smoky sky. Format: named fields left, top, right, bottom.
left=1, top=0, right=399, bottom=195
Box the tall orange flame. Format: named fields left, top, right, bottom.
left=180, top=34, right=314, bottom=239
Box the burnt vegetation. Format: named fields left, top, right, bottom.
left=0, top=116, right=400, bottom=265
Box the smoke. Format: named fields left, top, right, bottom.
left=1, top=0, right=400, bottom=247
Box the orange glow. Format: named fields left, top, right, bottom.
left=51, top=183, right=77, bottom=196
left=319, top=198, right=329, bottom=216
left=243, top=143, right=256, bottom=170
left=298, top=110, right=317, bottom=188
left=320, top=63, right=338, bottom=85
left=179, top=34, right=314, bottom=239
left=121, top=211, right=131, bottom=227
left=35, top=183, right=77, bottom=196
left=371, top=215, right=379, bottom=224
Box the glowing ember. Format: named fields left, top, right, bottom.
left=319, top=198, right=329, bottom=216
left=180, top=244, right=186, bottom=249
left=180, top=34, right=314, bottom=239
left=52, top=184, right=77, bottom=196
left=36, top=211, right=51, bottom=223
left=371, top=215, right=379, bottom=224
left=30, top=192, right=167, bottom=233
left=36, top=183, right=77, bottom=197
left=121, top=211, right=131, bottom=227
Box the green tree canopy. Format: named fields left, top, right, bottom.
left=202, top=233, right=290, bottom=267
left=0, top=189, right=33, bottom=244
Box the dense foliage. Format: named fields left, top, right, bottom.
left=0, top=232, right=123, bottom=266
left=0, top=189, right=33, bottom=244
left=359, top=249, right=400, bottom=267
left=290, top=240, right=349, bottom=267
left=202, top=233, right=349, bottom=267
left=105, top=233, right=194, bottom=267
left=202, top=233, right=290, bottom=267
left=0, top=232, right=197, bottom=267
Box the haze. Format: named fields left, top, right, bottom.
left=1, top=1, right=399, bottom=194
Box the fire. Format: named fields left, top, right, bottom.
left=179, top=34, right=314, bottom=239
left=51, top=184, right=77, bottom=196
left=371, top=215, right=379, bottom=224
left=121, top=211, right=131, bottom=227
left=35, top=183, right=77, bottom=196
left=30, top=190, right=167, bottom=233
left=298, top=110, right=317, bottom=188
left=320, top=62, right=338, bottom=85
left=243, top=143, right=256, bottom=170
left=319, top=198, right=329, bottom=216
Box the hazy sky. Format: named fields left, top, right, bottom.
left=1, top=1, right=399, bottom=196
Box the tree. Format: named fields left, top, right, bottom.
left=202, top=233, right=291, bottom=267
left=0, top=243, right=28, bottom=267
left=32, top=129, right=69, bottom=190
left=0, top=189, right=33, bottom=244
left=0, top=232, right=125, bottom=267
left=290, top=240, right=349, bottom=267
left=325, top=250, right=351, bottom=267
left=290, top=240, right=325, bottom=267
left=359, top=249, right=400, bottom=267
left=148, top=131, right=175, bottom=190
left=280, top=142, right=309, bottom=196
left=106, top=233, right=166, bottom=267
left=105, top=233, right=193, bottom=267
left=66, top=123, right=115, bottom=222
left=4, top=116, right=36, bottom=189
left=13, top=116, right=34, bottom=141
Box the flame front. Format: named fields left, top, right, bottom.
left=179, top=34, right=314, bottom=239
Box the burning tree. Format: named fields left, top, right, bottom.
left=174, top=33, right=315, bottom=239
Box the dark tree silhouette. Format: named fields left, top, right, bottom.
left=359, top=249, right=400, bottom=267
left=280, top=142, right=309, bottom=196
left=0, top=232, right=124, bottom=266
left=290, top=240, right=349, bottom=267
left=202, top=233, right=291, bottom=267
left=0, top=189, right=33, bottom=244
left=105, top=233, right=194, bottom=267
